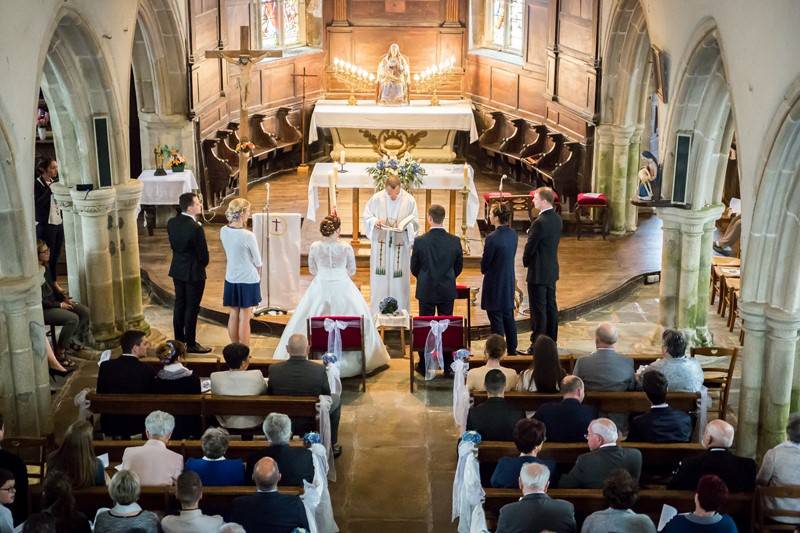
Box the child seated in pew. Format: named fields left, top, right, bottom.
left=466, top=335, right=518, bottom=392
left=490, top=418, right=559, bottom=488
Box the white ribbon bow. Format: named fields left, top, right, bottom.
left=323, top=319, right=348, bottom=361
left=452, top=440, right=486, bottom=532
left=316, top=395, right=336, bottom=482
left=451, top=358, right=470, bottom=433
left=424, top=319, right=450, bottom=380
left=326, top=360, right=342, bottom=397
left=301, top=443, right=339, bottom=533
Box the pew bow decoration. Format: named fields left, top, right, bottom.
left=304, top=432, right=322, bottom=446
left=451, top=350, right=472, bottom=433
left=301, top=441, right=339, bottom=533
left=322, top=353, right=342, bottom=397
left=424, top=319, right=450, bottom=380
left=323, top=319, right=348, bottom=362
left=452, top=431, right=487, bottom=532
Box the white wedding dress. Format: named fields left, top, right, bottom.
left=273, top=236, right=390, bottom=377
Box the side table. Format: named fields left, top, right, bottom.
left=375, top=310, right=410, bottom=357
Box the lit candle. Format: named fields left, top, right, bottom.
left=328, top=169, right=337, bottom=210
left=340, top=149, right=346, bottom=165
left=413, top=73, right=420, bottom=82
left=265, top=182, right=271, bottom=208
left=463, top=162, right=469, bottom=188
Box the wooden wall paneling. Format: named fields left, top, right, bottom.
left=196, top=57, right=223, bottom=104
left=328, top=28, right=353, bottom=61
left=556, top=0, right=596, bottom=60
left=466, top=59, right=491, bottom=99
left=555, top=55, right=591, bottom=114
left=223, top=0, right=251, bottom=49
left=348, top=0, right=444, bottom=26
left=351, top=28, right=440, bottom=71
left=517, top=72, right=546, bottom=119
left=525, top=0, right=549, bottom=72
left=192, top=9, right=219, bottom=56
left=439, top=30, right=465, bottom=67
left=490, top=67, right=518, bottom=109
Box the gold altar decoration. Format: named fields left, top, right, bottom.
left=332, top=58, right=377, bottom=105
left=358, top=129, right=429, bottom=159
left=413, top=57, right=456, bottom=105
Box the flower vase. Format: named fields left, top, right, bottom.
left=172, top=163, right=185, bottom=173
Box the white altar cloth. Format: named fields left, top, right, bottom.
left=252, top=212, right=302, bottom=311
left=137, top=169, right=198, bottom=205
left=307, top=162, right=479, bottom=226
left=307, top=99, right=478, bottom=144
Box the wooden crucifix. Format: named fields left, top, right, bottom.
left=206, top=26, right=282, bottom=195
left=290, top=67, right=318, bottom=166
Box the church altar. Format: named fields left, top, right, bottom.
left=137, top=169, right=198, bottom=205
left=307, top=162, right=479, bottom=245
left=308, top=99, right=478, bottom=163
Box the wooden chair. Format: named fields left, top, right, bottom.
left=478, top=112, right=515, bottom=171
left=409, top=315, right=466, bottom=392
left=455, top=285, right=473, bottom=347
left=308, top=315, right=366, bottom=392
left=710, top=257, right=740, bottom=306
left=575, top=192, right=610, bottom=240
left=717, top=268, right=741, bottom=317
left=754, top=485, right=800, bottom=531
left=691, top=346, right=739, bottom=419
left=3, top=435, right=51, bottom=485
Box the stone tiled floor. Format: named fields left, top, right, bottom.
left=52, top=280, right=743, bottom=532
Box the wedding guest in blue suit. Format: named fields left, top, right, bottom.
left=481, top=202, right=519, bottom=354
left=491, top=418, right=558, bottom=488
left=184, top=428, right=244, bottom=486
left=628, top=370, right=693, bottom=443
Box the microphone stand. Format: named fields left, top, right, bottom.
left=254, top=182, right=287, bottom=316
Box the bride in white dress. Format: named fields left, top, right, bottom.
left=272, top=215, right=390, bottom=377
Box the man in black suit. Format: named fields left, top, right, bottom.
left=481, top=202, right=519, bottom=355
left=231, top=457, right=309, bottom=532
left=245, top=413, right=314, bottom=487
left=522, top=186, right=562, bottom=352
left=628, top=370, right=693, bottom=442
left=668, top=419, right=757, bottom=492
left=559, top=418, right=642, bottom=488
left=34, top=157, right=64, bottom=276
left=167, top=192, right=211, bottom=354
left=411, top=204, right=463, bottom=375
left=466, top=370, right=524, bottom=441
left=267, top=334, right=341, bottom=455
left=533, top=376, right=598, bottom=442
left=96, top=330, right=155, bottom=438
left=496, top=462, right=576, bottom=533
left=0, top=414, right=29, bottom=524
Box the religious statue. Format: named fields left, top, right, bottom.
left=376, top=43, right=410, bottom=106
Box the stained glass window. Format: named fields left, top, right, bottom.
left=489, top=0, right=523, bottom=54
left=260, top=0, right=306, bottom=49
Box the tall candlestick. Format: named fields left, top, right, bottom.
left=340, top=149, right=346, bottom=165
left=463, top=162, right=469, bottom=188
left=264, top=182, right=271, bottom=211
left=328, top=169, right=337, bottom=211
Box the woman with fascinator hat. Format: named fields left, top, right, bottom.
left=272, top=215, right=390, bottom=377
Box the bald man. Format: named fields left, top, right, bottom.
left=668, top=419, right=757, bottom=492
left=230, top=457, right=309, bottom=532
left=559, top=418, right=642, bottom=489
left=573, top=323, right=634, bottom=391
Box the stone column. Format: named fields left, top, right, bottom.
left=736, top=301, right=768, bottom=458
left=625, top=128, right=643, bottom=232
left=115, top=181, right=149, bottom=333
left=759, top=309, right=800, bottom=456
left=51, top=183, right=84, bottom=303
left=71, top=188, right=120, bottom=348
left=656, top=205, right=724, bottom=344
left=792, top=340, right=800, bottom=414
left=609, top=126, right=635, bottom=234
left=593, top=125, right=614, bottom=195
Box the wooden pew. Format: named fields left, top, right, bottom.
left=497, top=118, right=529, bottom=179
left=273, top=107, right=302, bottom=168
left=201, top=139, right=236, bottom=206
left=140, top=357, right=323, bottom=378
left=483, top=488, right=752, bottom=528
left=466, top=353, right=660, bottom=374
left=93, top=439, right=305, bottom=463
left=538, top=141, right=582, bottom=210
left=31, top=485, right=303, bottom=519
left=479, top=111, right=515, bottom=171
left=215, top=130, right=240, bottom=172
left=470, top=391, right=700, bottom=413
left=249, top=113, right=278, bottom=176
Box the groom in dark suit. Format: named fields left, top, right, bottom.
left=481, top=202, right=519, bottom=354
left=167, top=192, right=211, bottom=353
left=522, top=187, right=562, bottom=351
left=411, top=204, right=463, bottom=374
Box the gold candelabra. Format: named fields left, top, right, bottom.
left=413, top=57, right=456, bottom=106
left=332, top=58, right=377, bottom=105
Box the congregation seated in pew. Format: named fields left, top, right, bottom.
left=532, top=376, right=598, bottom=443
left=121, top=411, right=183, bottom=487
left=0, top=415, right=28, bottom=524
left=466, top=370, right=524, bottom=441
left=184, top=427, right=245, bottom=486
left=93, top=469, right=160, bottom=533
left=152, top=339, right=202, bottom=439
left=628, top=370, right=694, bottom=443
left=210, top=343, right=267, bottom=430
left=26, top=470, right=93, bottom=533
left=572, top=323, right=635, bottom=392
left=514, top=335, right=566, bottom=393
left=161, top=470, right=225, bottom=533
left=662, top=475, right=738, bottom=533
left=245, top=413, right=314, bottom=487
left=491, top=418, right=558, bottom=489
left=466, top=335, right=518, bottom=392
left=756, top=413, right=800, bottom=525
left=635, top=329, right=704, bottom=393
left=580, top=469, right=656, bottom=533
left=496, top=462, right=577, bottom=533
left=46, top=420, right=106, bottom=490
left=559, top=418, right=642, bottom=489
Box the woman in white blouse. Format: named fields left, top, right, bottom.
left=220, top=198, right=262, bottom=345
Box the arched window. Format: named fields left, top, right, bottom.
left=490, top=0, right=524, bottom=53
left=260, top=0, right=307, bottom=48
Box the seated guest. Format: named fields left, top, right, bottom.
left=560, top=418, right=642, bottom=488
left=97, top=329, right=155, bottom=438
left=93, top=470, right=160, bottom=533
left=581, top=469, right=656, bottom=533
left=121, top=410, right=183, bottom=486
left=496, top=462, right=576, bottom=533
left=267, top=334, right=341, bottom=456
left=220, top=525, right=246, bottom=533
left=668, top=419, right=756, bottom=492
left=636, top=328, right=703, bottom=392
left=161, top=471, right=224, bottom=533
left=210, top=343, right=266, bottom=430
left=0, top=469, right=15, bottom=533
left=152, top=339, right=202, bottom=439
left=230, top=457, right=309, bottom=532
left=39, top=471, right=91, bottom=533
left=573, top=323, right=634, bottom=391
left=246, top=413, right=313, bottom=487
left=46, top=420, right=105, bottom=489
left=0, top=414, right=29, bottom=524
left=757, top=413, right=800, bottom=525
left=466, top=334, right=518, bottom=392
left=21, top=513, right=56, bottom=533
left=533, top=376, right=598, bottom=442
left=662, top=475, right=738, bottom=533
left=466, top=369, right=524, bottom=441
left=515, top=335, right=566, bottom=392
left=185, top=427, right=244, bottom=486
left=628, top=370, right=693, bottom=443
left=491, top=418, right=557, bottom=488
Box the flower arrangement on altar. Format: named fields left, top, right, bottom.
left=235, top=141, right=255, bottom=154
left=165, top=148, right=187, bottom=172
left=367, top=153, right=426, bottom=191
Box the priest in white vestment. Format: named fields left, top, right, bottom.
left=363, top=176, right=419, bottom=314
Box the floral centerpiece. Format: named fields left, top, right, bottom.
left=166, top=148, right=187, bottom=172
left=36, top=108, right=50, bottom=141
left=366, top=153, right=426, bottom=191
left=235, top=141, right=256, bottom=154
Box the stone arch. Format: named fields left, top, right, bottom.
left=0, top=116, right=28, bottom=280
left=595, top=0, right=653, bottom=232
left=40, top=10, right=127, bottom=188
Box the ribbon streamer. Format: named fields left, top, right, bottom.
left=323, top=318, right=348, bottom=362
left=301, top=442, right=339, bottom=533
left=451, top=358, right=470, bottom=433
left=452, top=439, right=487, bottom=532
left=424, top=319, right=450, bottom=380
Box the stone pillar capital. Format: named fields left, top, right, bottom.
left=115, top=180, right=144, bottom=212
left=611, top=125, right=637, bottom=146
left=70, top=188, right=116, bottom=217
left=764, top=307, right=800, bottom=337
left=50, top=183, right=75, bottom=212
left=656, top=204, right=725, bottom=234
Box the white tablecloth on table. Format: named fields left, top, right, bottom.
left=252, top=212, right=302, bottom=311
left=137, top=169, right=198, bottom=205
left=307, top=162, right=479, bottom=227
left=308, top=99, right=478, bottom=144
left=375, top=310, right=410, bottom=330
